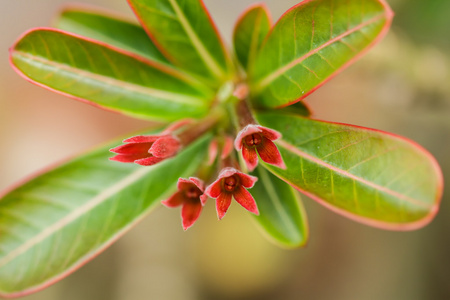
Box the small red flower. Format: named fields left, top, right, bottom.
left=162, top=177, right=207, bottom=230
left=205, top=168, right=258, bottom=219
left=234, top=124, right=286, bottom=171
left=109, top=134, right=180, bottom=166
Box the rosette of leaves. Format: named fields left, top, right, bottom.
left=2, top=0, right=443, bottom=297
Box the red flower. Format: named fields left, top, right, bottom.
left=234, top=124, right=286, bottom=171
left=205, top=168, right=258, bottom=219
left=109, top=134, right=180, bottom=166
left=162, top=177, right=207, bottom=230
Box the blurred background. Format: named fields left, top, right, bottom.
left=1, top=0, right=449, bottom=299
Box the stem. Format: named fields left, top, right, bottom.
left=235, top=99, right=257, bottom=128
left=177, top=107, right=225, bottom=146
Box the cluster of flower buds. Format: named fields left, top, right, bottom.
left=110, top=93, right=286, bottom=230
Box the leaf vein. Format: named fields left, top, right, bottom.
left=0, top=168, right=151, bottom=268
left=167, top=0, right=225, bottom=79
left=320, top=136, right=370, bottom=159
left=15, top=51, right=206, bottom=106
left=254, top=13, right=387, bottom=91
left=278, top=140, right=431, bottom=209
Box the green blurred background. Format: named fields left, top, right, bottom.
left=1, top=0, right=449, bottom=299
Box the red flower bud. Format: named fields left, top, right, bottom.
left=109, top=134, right=180, bottom=166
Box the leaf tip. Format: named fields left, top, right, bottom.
left=378, top=0, right=395, bottom=21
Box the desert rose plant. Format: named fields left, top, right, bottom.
left=1, top=0, right=443, bottom=297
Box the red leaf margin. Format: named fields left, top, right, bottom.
left=268, top=117, right=444, bottom=231
left=0, top=126, right=168, bottom=298
left=234, top=2, right=274, bottom=30
left=9, top=28, right=207, bottom=121
left=252, top=0, right=395, bottom=109
left=126, top=0, right=233, bottom=78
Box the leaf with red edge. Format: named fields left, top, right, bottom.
left=250, top=166, right=309, bottom=248
left=10, top=29, right=214, bottom=122
left=277, top=101, right=312, bottom=117
left=254, top=99, right=312, bottom=117
left=0, top=132, right=211, bottom=297
left=256, top=111, right=443, bottom=230
left=54, top=6, right=171, bottom=65
left=127, top=0, right=233, bottom=87
left=233, top=3, right=272, bottom=70
left=249, top=0, right=394, bottom=108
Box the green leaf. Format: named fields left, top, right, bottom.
left=233, top=4, right=272, bottom=70
left=278, top=101, right=312, bottom=117
left=0, top=132, right=211, bottom=296
left=10, top=29, right=214, bottom=122
left=127, top=0, right=233, bottom=86
left=255, top=100, right=312, bottom=117
left=256, top=112, right=443, bottom=230
left=249, top=0, right=394, bottom=108
left=54, top=7, right=171, bottom=65
left=250, top=166, right=309, bottom=248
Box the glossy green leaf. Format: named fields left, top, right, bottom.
left=278, top=101, right=312, bottom=117
left=249, top=0, right=393, bottom=108
left=255, top=100, right=312, bottom=117
left=54, top=7, right=170, bottom=65
left=0, top=133, right=211, bottom=296
left=250, top=166, right=309, bottom=248
left=233, top=4, right=272, bottom=70
left=10, top=29, right=214, bottom=122
left=256, top=112, right=443, bottom=230
left=127, top=0, right=233, bottom=86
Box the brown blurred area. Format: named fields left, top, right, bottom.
left=1, top=0, right=449, bottom=299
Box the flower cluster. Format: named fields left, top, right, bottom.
left=110, top=98, right=286, bottom=229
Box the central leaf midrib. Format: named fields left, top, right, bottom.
left=253, top=13, right=387, bottom=92
left=167, top=0, right=225, bottom=79
left=0, top=167, right=152, bottom=269
left=277, top=140, right=431, bottom=209
left=15, top=51, right=206, bottom=106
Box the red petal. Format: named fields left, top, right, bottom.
left=236, top=172, right=258, bottom=188
left=123, top=135, right=160, bottom=143
left=110, top=142, right=152, bottom=154
left=259, top=126, right=282, bottom=141
left=205, top=179, right=223, bottom=198
left=177, top=178, right=194, bottom=191
left=233, top=186, right=259, bottom=215
left=234, top=124, right=261, bottom=151
left=188, top=177, right=205, bottom=191
left=181, top=201, right=202, bottom=230
left=135, top=156, right=164, bottom=166
left=242, top=146, right=258, bottom=172
left=149, top=136, right=180, bottom=158
left=200, top=194, right=208, bottom=206
left=257, top=138, right=286, bottom=169
left=217, top=167, right=238, bottom=179
left=161, top=191, right=184, bottom=208
left=216, top=192, right=232, bottom=220
left=109, top=153, right=150, bottom=163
